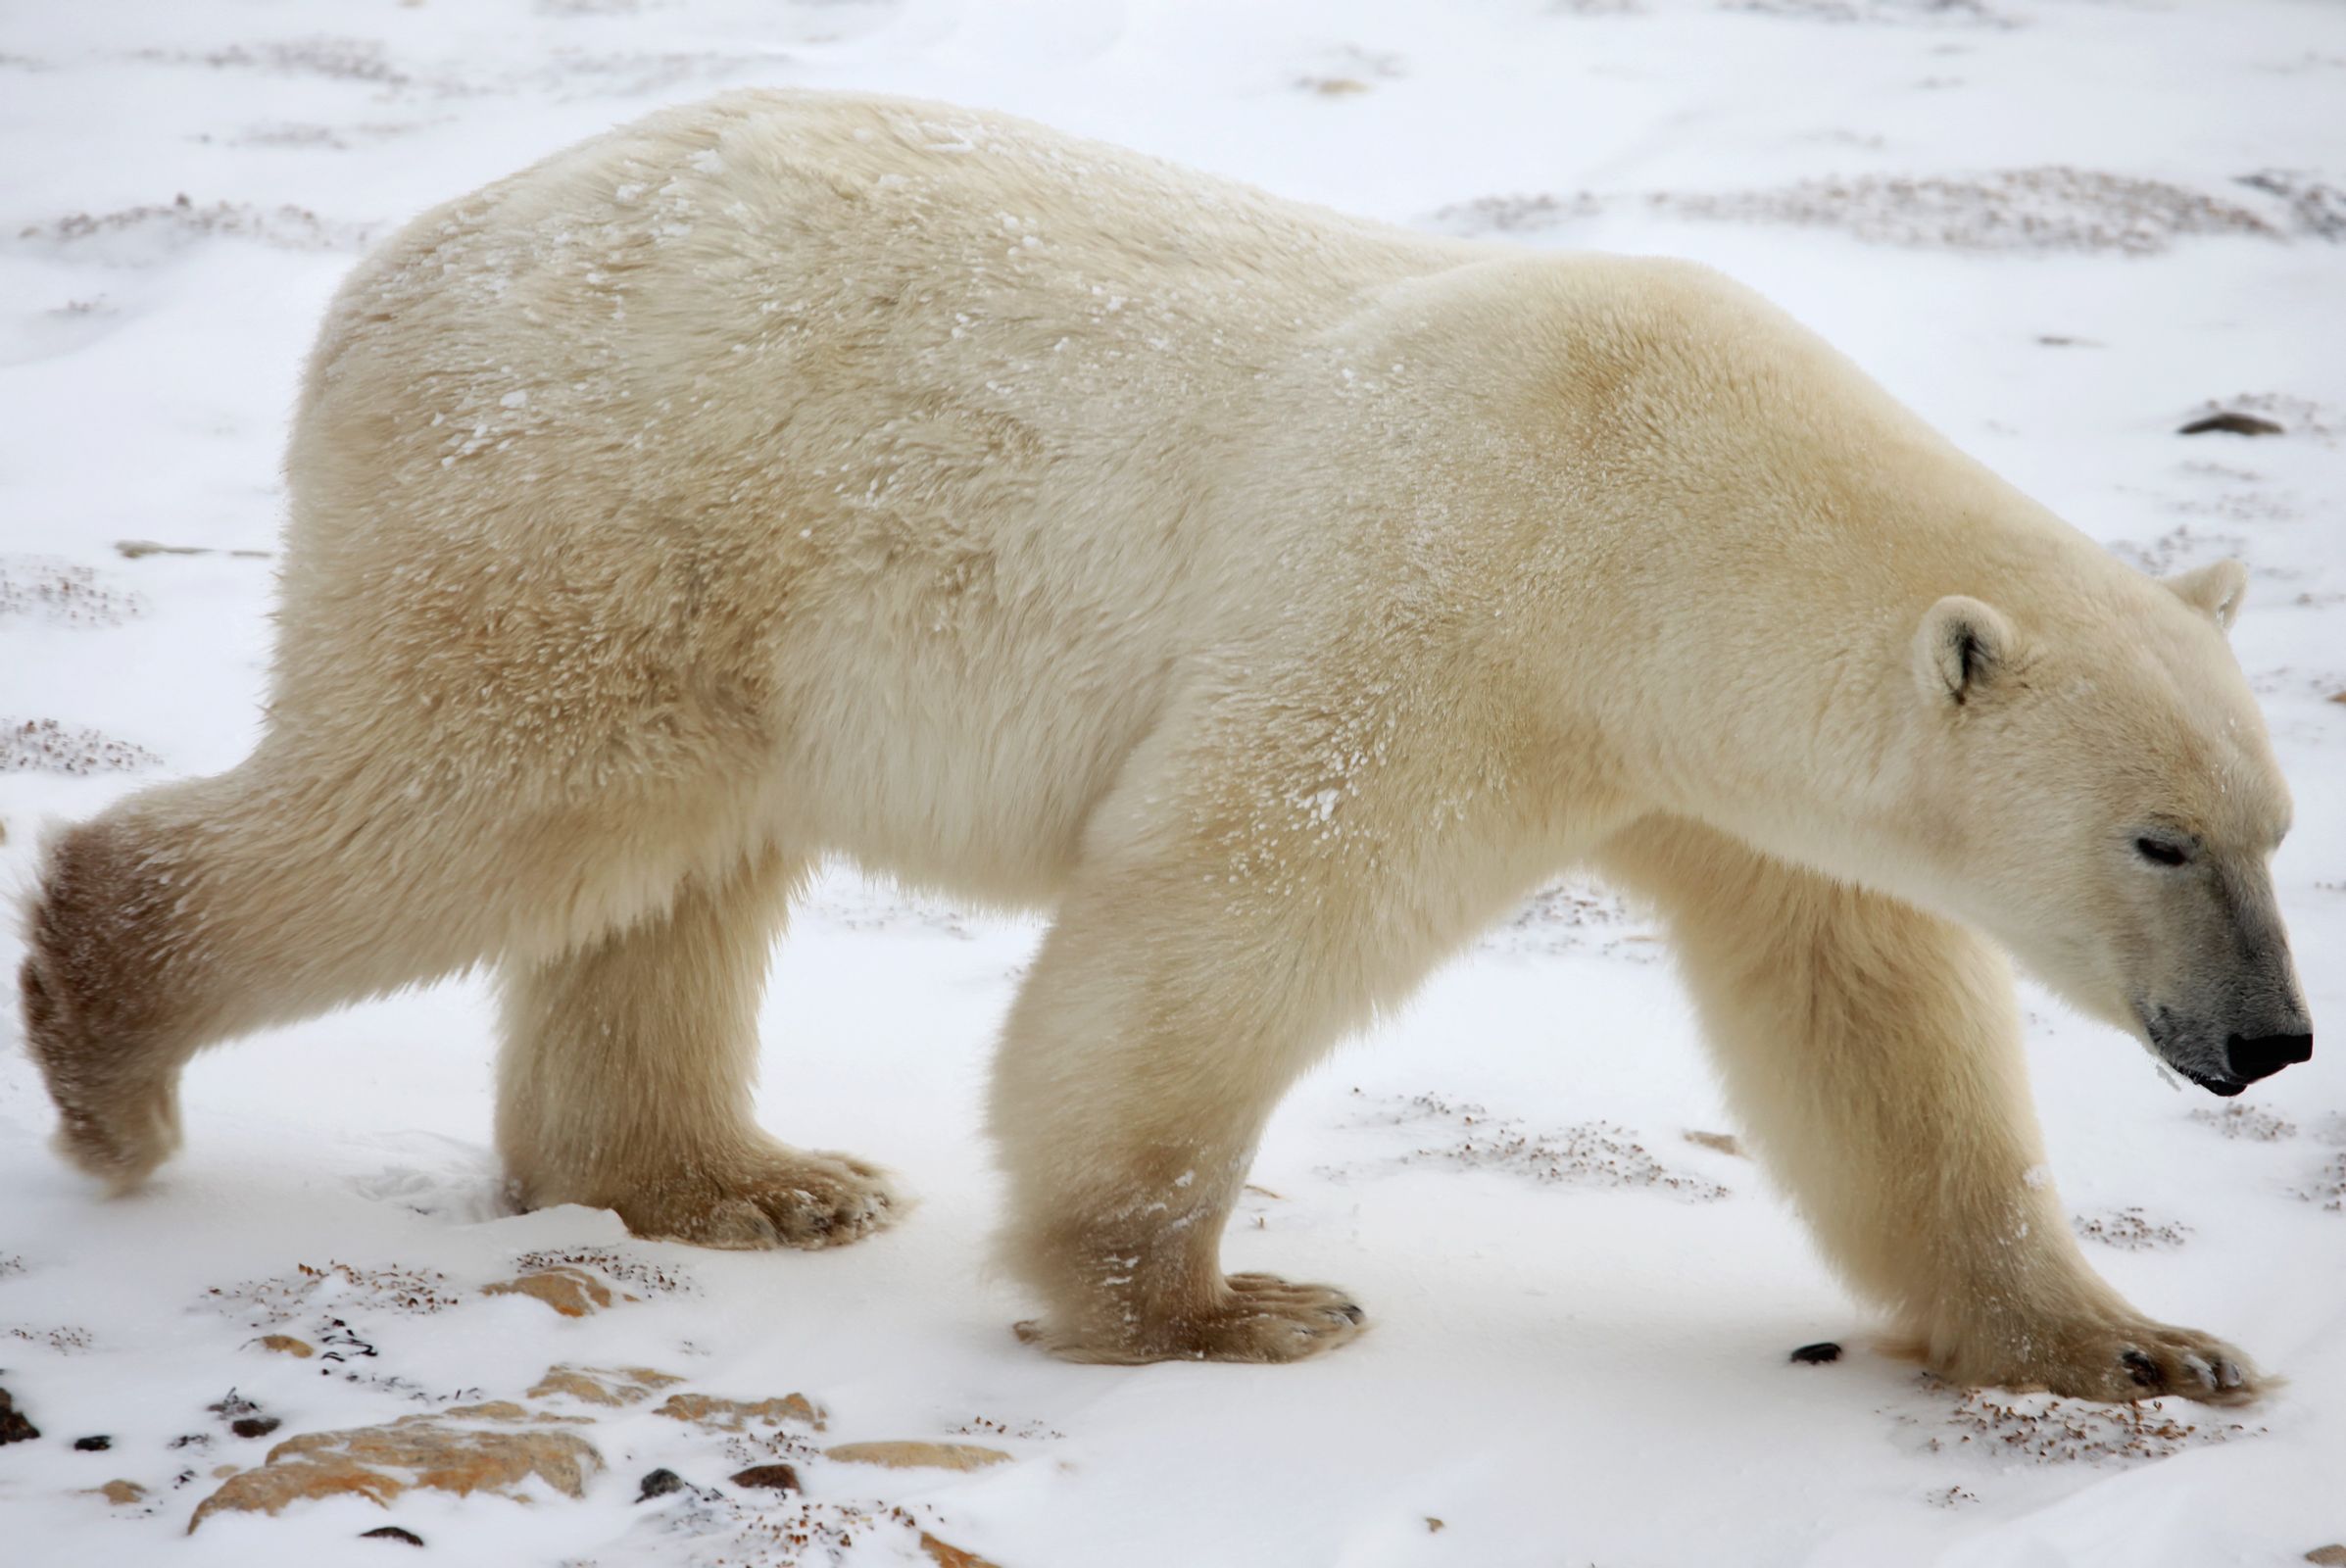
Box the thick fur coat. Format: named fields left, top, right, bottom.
left=23, top=91, right=2311, bottom=1398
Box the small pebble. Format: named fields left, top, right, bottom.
left=2178, top=412, right=2284, bottom=436
left=73, top=1435, right=112, bottom=1452
left=1789, top=1342, right=1842, bottom=1365
left=729, top=1463, right=801, bottom=1492
left=362, top=1526, right=425, bottom=1546
left=636, top=1467, right=685, bottom=1502
left=231, top=1416, right=281, bottom=1440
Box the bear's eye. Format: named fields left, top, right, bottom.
left=2134, top=836, right=2191, bottom=867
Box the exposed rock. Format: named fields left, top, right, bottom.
left=921, top=1533, right=1005, bottom=1568
left=1789, top=1342, right=1842, bottom=1365
left=2306, top=1548, right=2346, bottom=1567
left=480, top=1266, right=618, bottom=1317
left=73, top=1435, right=111, bottom=1451
left=1684, top=1129, right=1745, bottom=1157
left=232, top=1416, right=282, bottom=1440
left=654, top=1392, right=824, bottom=1433
left=826, top=1442, right=1012, bottom=1472
left=636, top=1467, right=685, bottom=1502
left=257, top=1335, right=315, bottom=1358
left=212, top=1465, right=241, bottom=1479
left=0, top=1386, right=38, bottom=1445
left=729, top=1462, right=801, bottom=1492
left=89, top=1480, right=145, bottom=1505
left=363, top=1526, right=425, bottom=1546
left=2180, top=411, right=2285, bottom=436
left=188, top=1409, right=603, bottom=1532
left=528, top=1364, right=682, bottom=1407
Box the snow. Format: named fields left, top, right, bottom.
left=2, top=2, right=2343, bottom=1564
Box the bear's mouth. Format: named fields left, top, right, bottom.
left=2176, top=1064, right=2247, bottom=1098
left=2135, top=1003, right=2249, bottom=1097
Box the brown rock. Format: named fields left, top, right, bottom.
left=257, top=1335, right=315, bottom=1358
left=232, top=1416, right=282, bottom=1440
left=0, top=1387, right=38, bottom=1446
left=437, top=1399, right=592, bottom=1425
left=187, top=1411, right=603, bottom=1532
left=1684, top=1130, right=1744, bottom=1157
left=90, top=1480, right=146, bottom=1505
left=212, top=1465, right=241, bottom=1479
left=826, top=1442, right=1012, bottom=1473
left=728, top=1462, right=801, bottom=1492
left=653, top=1392, right=824, bottom=1433
left=528, top=1364, right=683, bottom=1407
left=2305, top=1548, right=2346, bottom=1567
left=480, top=1266, right=614, bottom=1317
left=921, top=1533, right=1005, bottom=1568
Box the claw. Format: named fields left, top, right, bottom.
left=2120, top=1348, right=2164, bottom=1390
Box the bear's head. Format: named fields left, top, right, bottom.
left=1898, top=558, right=2312, bottom=1096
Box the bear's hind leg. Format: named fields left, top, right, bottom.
left=495, top=848, right=900, bottom=1250
left=24, top=755, right=554, bottom=1191
left=1598, top=814, right=2258, bottom=1404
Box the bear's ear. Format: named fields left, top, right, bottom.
left=2162, top=560, right=2248, bottom=633
left=1913, top=595, right=2014, bottom=708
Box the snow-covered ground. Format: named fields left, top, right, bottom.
left=3, top=2, right=2342, bottom=1564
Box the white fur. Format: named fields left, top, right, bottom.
left=20, top=91, right=2304, bottom=1392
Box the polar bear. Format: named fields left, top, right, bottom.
left=22, top=92, right=2312, bottom=1401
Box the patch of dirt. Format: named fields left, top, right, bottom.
left=1655, top=168, right=2278, bottom=254
left=2072, top=1207, right=2192, bottom=1251
left=651, top=1491, right=960, bottom=1568
left=1437, top=168, right=2280, bottom=253
left=1721, top=0, right=2018, bottom=24
left=953, top=1415, right=1064, bottom=1441
left=204, top=1261, right=464, bottom=1330
left=15, top=194, right=378, bottom=259
left=1900, top=1382, right=2265, bottom=1464
left=1431, top=191, right=1603, bottom=235
left=2106, top=523, right=2248, bottom=577
left=1, top=718, right=162, bottom=775
left=2237, top=170, right=2346, bottom=239
left=0, top=557, right=142, bottom=624
left=195, top=120, right=444, bottom=151
left=2299, top=1154, right=2346, bottom=1211
left=2189, top=1103, right=2297, bottom=1143
left=1340, top=1090, right=1730, bottom=1200
left=1481, top=880, right=1660, bottom=959
left=513, top=1246, right=696, bottom=1297
left=130, top=37, right=415, bottom=88
left=4, top=1324, right=93, bottom=1352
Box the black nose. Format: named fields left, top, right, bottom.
left=2226, top=1033, right=2313, bottom=1084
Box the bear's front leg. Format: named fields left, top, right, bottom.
left=1600, top=815, right=2260, bottom=1404
left=984, top=703, right=1549, bottom=1365
left=989, top=850, right=1377, bottom=1363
